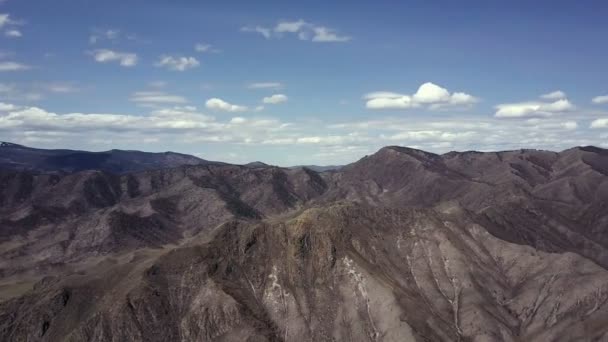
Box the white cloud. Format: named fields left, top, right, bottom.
left=230, top=117, right=247, bottom=124
left=90, top=49, right=138, bottom=67
left=561, top=121, right=578, bottom=130
left=4, top=29, right=21, bottom=38
left=592, top=95, right=608, bottom=104
left=130, top=91, right=188, bottom=106
left=194, top=43, right=220, bottom=53
left=590, top=119, right=608, bottom=129
left=262, top=94, right=288, bottom=104
left=412, top=82, right=451, bottom=103
left=88, top=29, right=138, bottom=45
left=386, top=130, right=477, bottom=142
left=364, top=82, right=477, bottom=110
left=43, top=82, right=80, bottom=93
left=205, top=98, right=247, bottom=112
left=89, top=29, right=120, bottom=44
left=311, top=26, right=351, bottom=42
left=0, top=102, right=17, bottom=111
left=155, top=55, right=199, bottom=71
left=243, top=20, right=350, bottom=43
left=240, top=26, right=271, bottom=39
left=366, top=95, right=416, bottom=109
left=247, top=82, right=283, bottom=89
left=275, top=20, right=307, bottom=33
left=495, top=99, right=574, bottom=118
left=541, top=90, right=566, bottom=100
left=0, top=13, right=16, bottom=28
left=0, top=61, right=30, bottom=71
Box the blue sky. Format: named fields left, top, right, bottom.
left=1, top=0, right=608, bottom=165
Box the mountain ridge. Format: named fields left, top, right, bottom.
left=1, top=143, right=608, bottom=341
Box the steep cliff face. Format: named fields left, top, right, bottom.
left=2, top=146, right=608, bottom=341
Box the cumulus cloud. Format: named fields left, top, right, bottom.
left=247, top=82, right=283, bottom=89
left=90, top=49, right=138, bottom=67
left=495, top=97, right=574, bottom=118
left=541, top=90, right=567, bottom=100
left=242, top=19, right=351, bottom=43
left=262, top=94, right=288, bottom=104
left=205, top=98, right=247, bottom=112
left=592, top=95, right=608, bottom=104
left=590, top=119, right=608, bottom=129
left=364, top=82, right=477, bottom=110
left=130, top=91, right=188, bottom=106
left=0, top=61, right=30, bottom=71
left=155, top=55, right=199, bottom=71
left=0, top=102, right=17, bottom=111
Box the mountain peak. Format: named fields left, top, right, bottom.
left=0, top=142, right=24, bottom=148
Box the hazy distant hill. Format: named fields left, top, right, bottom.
left=0, top=142, right=220, bottom=174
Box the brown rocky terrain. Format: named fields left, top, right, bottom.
left=1, top=145, right=608, bottom=341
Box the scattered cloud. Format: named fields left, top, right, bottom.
left=247, top=82, right=283, bottom=90
left=240, top=26, right=272, bottom=39
left=242, top=19, right=351, bottom=43
left=41, top=82, right=80, bottom=93
left=0, top=82, right=81, bottom=101
left=194, top=43, right=220, bottom=53
left=592, top=95, right=608, bottom=104
left=90, top=49, right=138, bottom=67
left=205, top=98, right=247, bottom=112
left=230, top=117, right=247, bottom=124
left=4, top=29, right=21, bottom=38
left=0, top=14, right=9, bottom=28
left=155, top=55, right=199, bottom=71
left=540, top=90, right=566, bottom=100
left=0, top=61, right=30, bottom=71
left=89, top=29, right=119, bottom=44
left=495, top=93, right=575, bottom=118
left=590, top=118, right=608, bottom=129
left=365, top=82, right=478, bottom=110
left=88, top=28, right=137, bottom=44
left=0, top=98, right=601, bottom=165
left=0, top=13, right=18, bottom=28
left=263, top=94, right=288, bottom=104
left=310, top=26, right=351, bottom=42
left=130, top=91, right=188, bottom=106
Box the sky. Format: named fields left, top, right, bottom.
left=1, top=0, right=608, bottom=166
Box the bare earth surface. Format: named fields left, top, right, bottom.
left=2, top=145, right=608, bottom=341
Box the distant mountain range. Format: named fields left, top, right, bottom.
left=0, top=142, right=340, bottom=174
left=2, top=143, right=608, bottom=341
left=0, top=142, right=221, bottom=174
